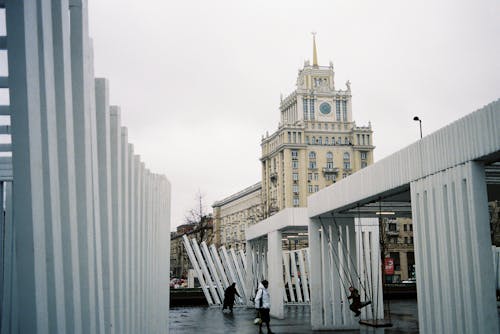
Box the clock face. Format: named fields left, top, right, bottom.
left=319, top=102, right=331, bottom=115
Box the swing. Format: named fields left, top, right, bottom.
left=318, top=202, right=393, bottom=328
left=356, top=199, right=393, bottom=328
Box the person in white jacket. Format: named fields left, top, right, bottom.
left=254, top=280, right=274, bottom=334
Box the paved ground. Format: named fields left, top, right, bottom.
left=170, top=299, right=419, bottom=333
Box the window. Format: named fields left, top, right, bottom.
left=336, top=100, right=341, bottom=120
left=410, top=237, right=414, bottom=244
left=342, top=100, right=347, bottom=121
left=305, top=136, right=309, bottom=144
left=311, top=136, right=316, bottom=144
left=318, top=137, right=322, bottom=145
left=404, top=237, right=408, bottom=244
left=343, top=152, right=350, bottom=160
left=342, top=173, right=347, bottom=178
left=303, top=98, right=308, bottom=120
left=388, top=223, right=397, bottom=231
left=403, top=224, right=407, bottom=231
left=293, top=132, right=297, bottom=143
left=308, top=185, right=313, bottom=193
left=332, top=137, right=335, bottom=145
left=314, top=185, right=319, bottom=192
left=344, top=137, right=349, bottom=145
left=293, top=197, right=299, bottom=206
left=314, top=173, right=319, bottom=181
left=326, top=152, right=333, bottom=160
left=310, top=99, right=315, bottom=120
left=292, top=161, right=298, bottom=169
left=308, top=173, right=313, bottom=181
left=390, top=252, right=401, bottom=271
left=409, top=224, right=413, bottom=231
left=343, top=162, right=351, bottom=169
left=361, top=161, right=367, bottom=168
left=309, top=151, right=316, bottom=159
left=291, top=150, right=298, bottom=159
left=288, top=132, right=291, bottom=143
left=292, top=173, right=298, bottom=181
left=325, top=137, right=329, bottom=145
left=361, top=152, right=367, bottom=160
left=293, top=184, right=299, bottom=194
left=308, top=161, right=317, bottom=169
left=326, top=162, right=334, bottom=168
left=298, top=133, right=302, bottom=143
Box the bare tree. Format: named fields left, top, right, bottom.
left=184, top=190, right=213, bottom=244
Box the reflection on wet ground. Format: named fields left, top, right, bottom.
left=170, top=299, right=419, bottom=333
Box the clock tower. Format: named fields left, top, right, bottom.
left=261, top=35, right=374, bottom=215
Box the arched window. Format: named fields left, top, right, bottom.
left=326, top=152, right=333, bottom=160
left=332, top=137, right=335, bottom=145
left=325, top=137, right=329, bottom=145
left=309, top=151, right=316, bottom=159
left=343, top=152, right=350, bottom=160
left=312, top=136, right=316, bottom=144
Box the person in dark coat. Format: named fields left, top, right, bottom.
left=222, top=282, right=241, bottom=312
left=348, top=286, right=371, bottom=317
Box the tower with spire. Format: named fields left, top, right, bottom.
left=260, top=34, right=375, bottom=214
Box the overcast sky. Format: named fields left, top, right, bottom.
left=2, top=1, right=498, bottom=231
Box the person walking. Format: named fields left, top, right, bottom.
left=254, top=280, right=274, bottom=334
left=348, top=286, right=371, bottom=317
left=222, top=282, right=241, bottom=313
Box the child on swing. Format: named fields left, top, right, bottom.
left=348, top=286, right=371, bottom=317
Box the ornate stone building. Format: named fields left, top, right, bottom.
left=212, top=182, right=262, bottom=250
left=261, top=36, right=375, bottom=213
left=213, top=37, right=375, bottom=248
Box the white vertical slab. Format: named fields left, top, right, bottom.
left=127, top=144, right=136, bottom=333
left=210, top=244, right=230, bottom=289
left=267, top=230, right=284, bottom=319
left=120, top=127, right=130, bottom=334
left=290, top=251, right=302, bottom=302
left=51, top=0, right=82, bottom=331
left=36, top=1, right=67, bottom=331
left=298, top=249, right=310, bottom=302
left=182, top=236, right=214, bottom=305
left=229, top=248, right=247, bottom=302
left=69, top=1, right=97, bottom=331
left=109, top=106, right=123, bottom=334
left=191, top=239, right=220, bottom=304
left=220, top=246, right=239, bottom=290
left=201, top=242, right=225, bottom=303
left=7, top=1, right=49, bottom=332
left=87, top=40, right=105, bottom=334
left=95, top=78, right=115, bottom=334
left=282, top=252, right=295, bottom=302
left=411, top=161, right=498, bottom=334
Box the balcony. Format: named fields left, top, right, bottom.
left=322, top=167, right=339, bottom=174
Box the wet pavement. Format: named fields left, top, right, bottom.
left=170, top=299, right=419, bottom=333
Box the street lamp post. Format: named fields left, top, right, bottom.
left=413, top=116, right=422, bottom=139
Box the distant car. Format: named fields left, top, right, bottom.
left=402, top=278, right=416, bottom=284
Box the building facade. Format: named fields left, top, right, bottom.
left=383, top=217, right=415, bottom=282
left=212, top=182, right=262, bottom=250
left=261, top=39, right=375, bottom=214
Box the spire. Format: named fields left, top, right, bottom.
left=312, top=32, right=318, bottom=66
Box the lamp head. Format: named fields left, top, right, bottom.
left=413, top=116, right=420, bottom=121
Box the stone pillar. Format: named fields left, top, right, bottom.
left=267, top=230, right=284, bottom=319
left=411, top=161, right=498, bottom=334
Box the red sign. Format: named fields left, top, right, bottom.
left=384, top=258, right=395, bottom=275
